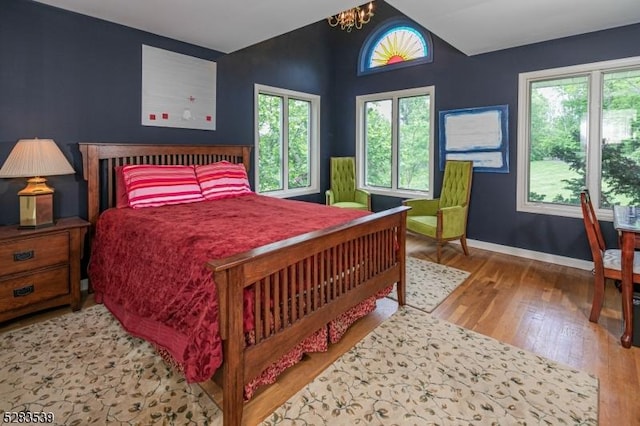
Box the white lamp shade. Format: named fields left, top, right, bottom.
left=0, top=138, right=75, bottom=178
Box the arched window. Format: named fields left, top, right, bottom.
left=358, top=18, right=433, bottom=75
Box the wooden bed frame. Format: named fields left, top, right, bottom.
left=78, top=142, right=408, bottom=426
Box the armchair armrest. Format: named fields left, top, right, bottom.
left=439, top=204, right=468, bottom=238
left=325, top=189, right=335, bottom=205
left=403, top=198, right=440, bottom=216
left=355, top=189, right=371, bottom=210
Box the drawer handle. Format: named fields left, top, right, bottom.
left=13, top=250, right=35, bottom=262
left=13, top=285, right=34, bottom=298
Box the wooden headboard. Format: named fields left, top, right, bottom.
left=78, top=143, right=252, bottom=229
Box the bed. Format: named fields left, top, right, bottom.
left=79, top=142, right=408, bottom=426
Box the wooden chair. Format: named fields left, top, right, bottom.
left=580, top=189, right=640, bottom=322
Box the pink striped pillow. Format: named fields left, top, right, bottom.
left=195, top=161, right=252, bottom=200
left=122, top=164, right=205, bottom=209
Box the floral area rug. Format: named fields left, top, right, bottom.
left=264, top=306, right=599, bottom=425
left=0, top=304, right=221, bottom=426
left=388, top=256, right=471, bottom=313
left=1, top=301, right=598, bottom=425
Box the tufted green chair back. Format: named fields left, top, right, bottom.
left=330, top=157, right=357, bottom=202
left=439, top=160, right=473, bottom=208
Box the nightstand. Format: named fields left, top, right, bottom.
left=0, top=217, right=90, bottom=323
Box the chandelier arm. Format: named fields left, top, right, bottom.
left=327, top=1, right=374, bottom=32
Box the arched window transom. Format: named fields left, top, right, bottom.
left=359, top=18, right=433, bottom=75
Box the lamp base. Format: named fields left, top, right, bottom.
left=19, top=192, right=54, bottom=229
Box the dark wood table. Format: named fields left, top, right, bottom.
left=612, top=205, right=640, bottom=348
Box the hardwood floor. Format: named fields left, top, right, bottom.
left=2, top=235, right=639, bottom=425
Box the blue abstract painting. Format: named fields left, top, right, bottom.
left=439, top=105, right=509, bottom=173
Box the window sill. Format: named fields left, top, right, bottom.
left=258, top=188, right=320, bottom=199
left=361, top=187, right=431, bottom=200
left=517, top=202, right=614, bottom=222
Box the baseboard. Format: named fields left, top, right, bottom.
left=456, top=238, right=593, bottom=271
left=81, top=278, right=88, bottom=292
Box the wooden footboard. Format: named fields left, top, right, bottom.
left=208, top=205, right=408, bottom=426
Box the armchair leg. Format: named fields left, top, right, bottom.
left=460, top=235, right=469, bottom=256
left=436, top=243, right=442, bottom=264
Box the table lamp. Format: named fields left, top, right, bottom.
left=0, top=138, right=75, bottom=228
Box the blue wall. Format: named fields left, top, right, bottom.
left=1, top=0, right=639, bottom=261
left=0, top=0, right=333, bottom=224
left=328, top=2, right=640, bottom=260
left=0, top=0, right=217, bottom=223
left=215, top=23, right=335, bottom=204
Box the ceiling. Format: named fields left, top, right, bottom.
left=33, top=0, right=640, bottom=55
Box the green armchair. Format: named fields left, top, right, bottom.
left=326, top=157, right=371, bottom=211
left=403, top=160, right=473, bottom=263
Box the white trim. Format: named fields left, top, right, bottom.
left=454, top=238, right=593, bottom=271
left=258, top=187, right=318, bottom=199
left=356, top=86, right=435, bottom=199
left=518, top=56, right=640, bottom=81
left=516, top=55, right=640, bottom=221
left=366, top=187, right=434, bottom=199
left=254, top=83, right=320, bottom=197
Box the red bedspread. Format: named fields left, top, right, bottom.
left=88, top=194, right=367, bottom=382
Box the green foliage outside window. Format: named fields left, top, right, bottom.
left=528, top=69, right=640, bottom=207
left=287, top=99, right=311, bottom=189
left=399, top=96, right=430, bottom=191
left=364, top=95, right=430, bottom=192
left=257, top=94, right=312, bottom=193
left=365, top=100, right=392, bottom=188
left=258, top=94, right=282, bottom=193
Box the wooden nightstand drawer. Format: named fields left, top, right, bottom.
left=0, top=217, right=89, bottom=323
left=0, top=232, right=69, bottom=276
left=0, top=266, right=70, bottom=312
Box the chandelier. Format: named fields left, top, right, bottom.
left=327, top=2, right=374, bottom=32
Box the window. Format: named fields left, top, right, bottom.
left=358, top=18, right=433, bottom=76
left=356, top=86, right=435, bottom=198
left=517, top=56, right=640, bottom=220
left=254, top=84, right=320, bottom=197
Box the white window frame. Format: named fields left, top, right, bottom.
left=355, top=86, right=435, bottom=199
left=254, top=84, right=320, bottom=197
left=516, top=56, right=640, bottom=221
